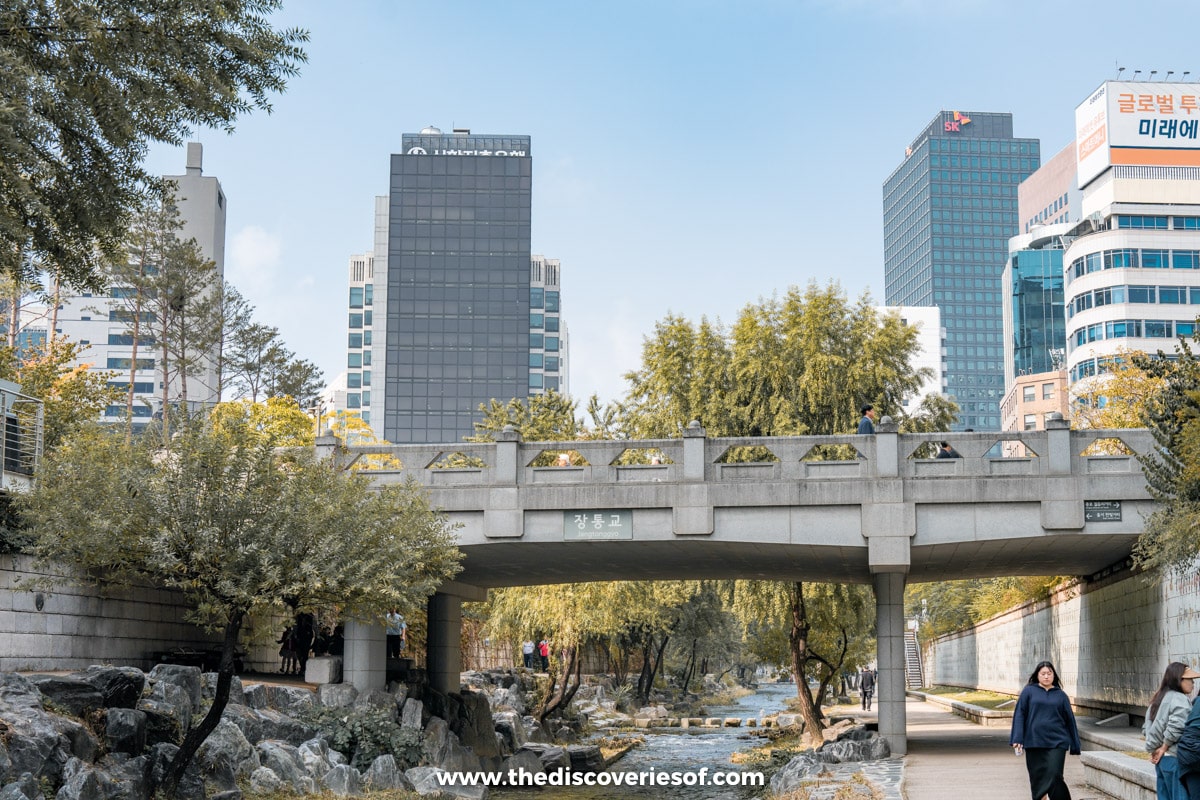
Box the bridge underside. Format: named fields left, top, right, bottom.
left=455, top=531, right=1141, bottom=589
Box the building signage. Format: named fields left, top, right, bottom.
left=563, top=510, right=633, bottom=540
left=944, top=111, right=972, bottom=132
left=1084, top=500, right=1122, bottom=522
left=1076, top=81, right=1200, bottom=187
left=405, top=147, right=527, bottom=157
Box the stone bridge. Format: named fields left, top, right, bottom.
left=325, top=418, right=1155, bottom=755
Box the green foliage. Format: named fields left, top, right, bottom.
left=303, top=706, right=423, bottom=771
left=1134, top=339, right=1200, bottom=575
left=0, top=0, right=308, bottom=291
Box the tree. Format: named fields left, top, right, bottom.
left=226, top=322, right=285, bottom=401
left=0, top=1, right=308, bottom=291
left=1071, top=348, right=1166, bottom=429
left=1133, top=339, right=1200, bottom=575
left=18, top=404, right=461, bottom=796
left=0, top=339, right=121, bottom=450
left=324, top=411, right=400, bottom=470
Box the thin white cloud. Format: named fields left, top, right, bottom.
left=227, top=225, right=283, bottom=295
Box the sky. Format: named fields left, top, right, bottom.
left=143, top=0, right=1200, bottom=409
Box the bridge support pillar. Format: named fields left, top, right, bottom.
left=427, top=592, right=464, bottom=696
left=343, top=618, right=386, bottom=692
left=873, top=571, right=907, bottom=756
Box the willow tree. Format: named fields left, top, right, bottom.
left=19, top=405, right=461, bottom=797
left=620, top=282, right=930, bottom=740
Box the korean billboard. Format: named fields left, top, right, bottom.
left=1076, top=81, right=1200, bottom=188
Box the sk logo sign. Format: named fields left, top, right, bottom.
left=944, top=111, right=972, bottom=133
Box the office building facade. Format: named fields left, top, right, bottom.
left=883, top=111, right=1040, bottom=429
left=58, top=144, right=226, bottom=424
left=381, top=127, right=533, bottom=444
left=1003, top=224, right=1070, bottom=388
left=1064, top=81, right=1200, bottom=392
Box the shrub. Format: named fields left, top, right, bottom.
left=302, top=706, right=424, bottom=771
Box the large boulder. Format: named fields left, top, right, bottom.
left=400, top=697, right=424, bottom=730
left=770, top=751, right=825, bottom=795
left=566, top=745, right=603, bottom=773
left=256, top=740, right=316, bottom=794
left=80, top=666, right=145, bottom=710
left=354, top=689, right=400, bottom=720
left=201, top=673, right=245, bottom=706
left=519, top=743, right=569, bottom=771
left=453, top=692, right=499, bottom=759
left=318, top=684, right=358, bottom=710
left=264, top=685, right=315, bottom=717
left=321, top=763, right=363, bottom=796
left=254, top=708, right=316, bottom=746
left=147, top=664, right=202, bottom=713
left=501, top=749, right=545, bottom=784
left=196, top=719, right=260, bottom=780
left=492, top=711, right=525, bottom=755
left=363, top=755, right=413, bottom=792
left=138, top=682, right=192, bottom=746
left=0, top=772, right=40, bottom=800
left=242, top=684, right=268, bottom=710
left=297, top=738, right=333, bottom=779
left=27, top=676, right=103, bottom=718
left=0, top=674, right=96, bottom=787
left=219, top=704, right=263, bottom=749
left=105, top=708, right=146, bottom=756
left=249, top=765, right=282, bottom=793
left=406, top=766, right=487, bottom=799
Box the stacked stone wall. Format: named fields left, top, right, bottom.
left=0, top=555, right=279, bottom=673
left=925, top=567, right=1200, bottom=716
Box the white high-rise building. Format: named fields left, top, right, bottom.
left=1063, top=81, right=1200, bottom=395
left=57, top=144, right=227, bottom=425
left=879, top=306, right=944, bottom=418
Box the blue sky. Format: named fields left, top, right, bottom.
left=144, top=0, right=1199, bottom=409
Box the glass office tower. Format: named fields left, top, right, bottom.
left=1003, top=229, right=1067, bottom=387
left=883, top=112, right=1040, bottom=429
left=384, top=128, right=532, bottom=443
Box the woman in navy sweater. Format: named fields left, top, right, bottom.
left=1010, top=660, right=1082, bottom=800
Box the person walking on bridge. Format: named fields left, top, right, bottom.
left=1145, top=661, right=1197, bottom=800
left=1010, top=660, right=1081, bottom=800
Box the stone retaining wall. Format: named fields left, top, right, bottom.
left=925, top=565, right=1200, bottom=717
left=0, top=554, right=279, bottom=672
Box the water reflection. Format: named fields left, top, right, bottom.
left=496, top=682, right=797, bottom=799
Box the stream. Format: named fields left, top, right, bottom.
left=494, top=682, right=796, bottom=799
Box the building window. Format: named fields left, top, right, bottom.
left=349, top=287, right=364, bottom=309
left=545, top=356, right=559, bottom=372
left=363, top=311, right=372, bottom=326
left=1022, top=386, right=1035, bottom=402
left=348, top=352, right=362, bottom=368
left=363, top=330, right=372, bottom=346
left=347, top=393, right=361, bottom=409
left=545, top=316, right=560, bottom=332
left=1023, top=414, right=1038, bottom=431
left=545, top=336, right=559, bottom=352
left=348, top=333, right=363, bottom=348
left=530, top=313, right=544, bottom=329
left=545, top=291, right=560, bottom=312
left=361, top=391, right=370, bottom=405
left=362, top=370, right=370, bottom=386
left=364, top=284, right=373, bottom=306
left=347, top=372, right=362, bottom=388
left=349, top=313, right=363, bottom=329
left=530, top=333, right=543, bottom=349
left=362, top=351, right=371, bottom=366
left=530, top=288, right=544, bottom=309
left=1042, top=383, right=1054, bottom=400
left=545, top=376, right=560, bottom=392
left=528, top=373, right=543, bottom=389
left=106, top=357, right=154, bottom=370
left=529, top=353, right=543, bottom=368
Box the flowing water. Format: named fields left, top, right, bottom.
left=495, top=682, right=796, bottom=799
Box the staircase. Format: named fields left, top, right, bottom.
left=904, top=629, right=924, bottom=689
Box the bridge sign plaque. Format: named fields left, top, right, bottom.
left=564, top=510, right=633, bottom=540
left=1084, top=501, right=1122, bottom=522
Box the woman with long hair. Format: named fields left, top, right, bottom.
left=1010, top=660, right=1081, bottom=800
left=1145, top=662, right=1197, bottom=800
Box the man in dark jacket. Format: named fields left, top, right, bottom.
left=860, top=667, right=876, bottom=710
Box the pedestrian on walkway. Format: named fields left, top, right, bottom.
left=860, top=666, right=876, bottom=711
left=1145, top=661, right=1198, bottom=800
left=857, top=404, right=876, bottom=435
left=1010, top=660, right=1081, bottom=800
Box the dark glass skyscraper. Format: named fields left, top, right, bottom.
left=883, top=112, right=1040, bottom=430
left=384, top=128, right=532, bottom=443
left=1005, top=237, right=1066, bottom=385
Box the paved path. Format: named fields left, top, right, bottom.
left=901, top=698, right=1113, bottom=800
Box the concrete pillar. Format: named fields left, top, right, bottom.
left=873, top=571, right=907, bottom=756
left=342, top=618, right=385, bottom=692
left=1045, top=413, right=1071, bottom=474
left=875, top=416, right=899, bottom=478
left=493, top=425, right=521, bottom=484
left=682, top=420, right=706, bottom=481
left=427, top=592, right=463, bottom=696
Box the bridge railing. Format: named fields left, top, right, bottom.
left=336, top=421, right=1154, bottom=488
